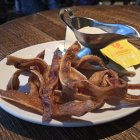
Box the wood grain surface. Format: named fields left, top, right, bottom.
left=0, top=5, right=140, bottom=140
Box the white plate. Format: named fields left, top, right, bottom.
left=0, top=41, right=139, bottom=127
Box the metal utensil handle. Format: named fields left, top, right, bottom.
left=59, top=8, right=74, bottom=30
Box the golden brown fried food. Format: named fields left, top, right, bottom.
left=28, top=75, right=39, bottom=97
left=0, top=41, right=139, bottom=122
left=0, top=89, right=43, bottom=115
left=89, top=69, right=119, bottom=86
left=124, top=93, right=140, bottom=103
left=52, top=99, right=104, bottom=117
left=36, top=50, right=45, bottom=59
left=88, top=69, right=140, bottom=102
left=74, top=79, right=127, bottom=99
left=128, top=83, right=140, bottom=89
left=6, top=56, right=49, bottom=77
left=42, top=48, right=61, bottom=121
left=74, top=55, right=106, bottom=70
left=7, top=69, right=45, bottom=97
left=7, top=69, right=24, bottom=90
left=59, top=41, right=86, bottom=93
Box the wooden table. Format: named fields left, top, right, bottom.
left=0, top=5, right=140, bottom=140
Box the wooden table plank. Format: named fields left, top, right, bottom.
left=69, top=6, right=140, bottom=32
left=33, top=20, right=66, bottom=40
left=0, top=109, right=139, bottom=140
left=0, top=20, right=56, bottom=60
left=37, top=10, right=65, bottom=28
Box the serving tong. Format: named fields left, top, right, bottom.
left=59, top=8, right=140, bottom=60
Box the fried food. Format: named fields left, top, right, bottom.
left=74, top=55, right=106, bottom=70
left=0, top=89, right=43, bottom=115
left=42, top=48, right=61, bottom=121
left=6, top=56, right=49, bottom=78
left=0, top=42, right=139, bottom=122
left=52, top=99, right=104, bottom=117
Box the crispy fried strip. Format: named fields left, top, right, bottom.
left=0, top=89, right=43, bottom=114
left=29, top=70, right=45, bottom=96
left=59, top=42, right=85, bottom=87
left=42, top=48, right=61, bottom=121
left=7, top=69, right=45, bottom=97
left=89, top=69, right=119, bottom=86
left=7, top=69, right=24, bottom=90
left=0, top=89, right=105, bottom=117
left=53, top=90, right=68, bottom=103
left=53, top=99, right=104, bottom=117
left=118, top=70, right=136, bottom=77
left=36, top=50, right=45, bottom=59
left=74, top=79, right=127, bottom=99
left=28, top=75, right=39, bottom=96
left=124, top=93, right=140, bottom=103
left=6, top=56, right=49, bottom=75
left=71, top=67, right=87, bottom=81
left=72, top=93, right=105, bottom=109
left=74, top=55, right=106, bottom=70
left=128, top=84, right=140, bottom=89
left=73, top=93, right=98, bottom=101
left=59, top=42, right=87, bottom=103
